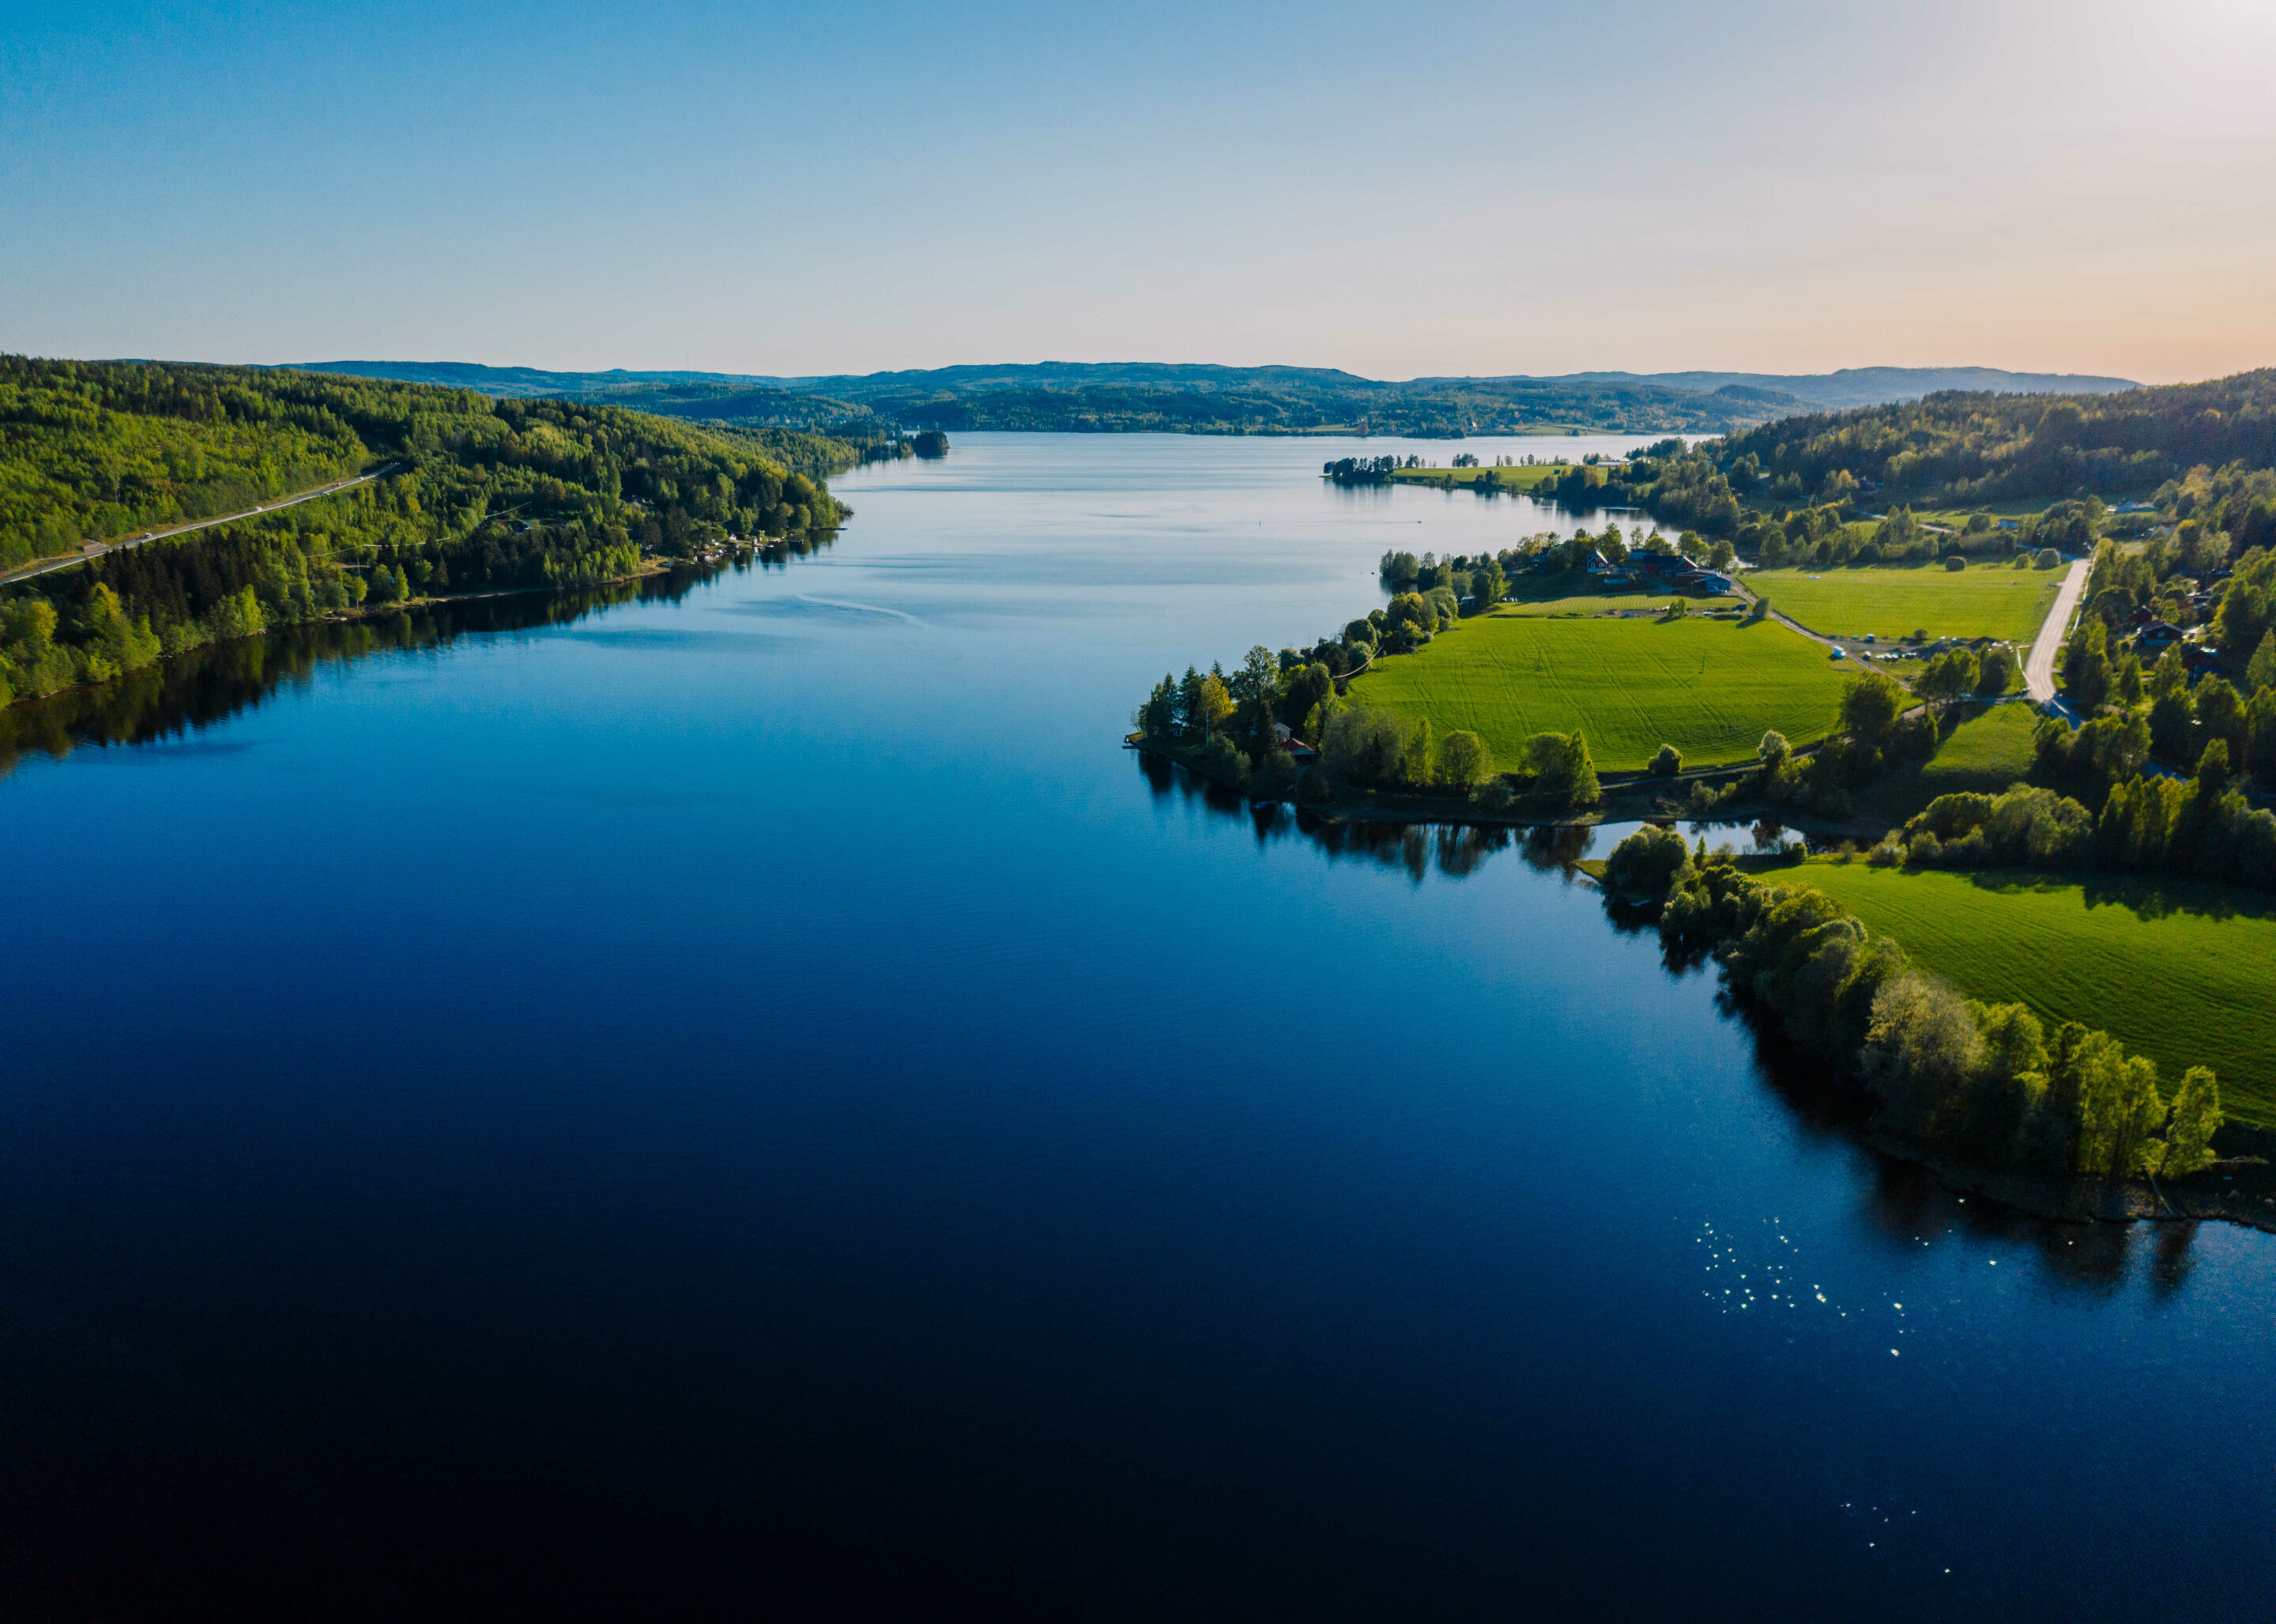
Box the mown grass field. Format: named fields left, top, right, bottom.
left=1385, top=464, right=1567, bottom=489
left=1850, top=701, right=2042, bottom=827
left=1350, top=613, right=1853, bottom=771
left=1792, top=862, right=2276, bottom=1128
left=1750, top=562, right=2059, bottom=643
left=1495, top=592, right=1685, bottom=617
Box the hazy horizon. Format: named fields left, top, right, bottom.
left=6, top=0, right=2272, bottom=385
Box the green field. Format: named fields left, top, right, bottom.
left=1793, top=862, right=2276, bottom=1128
left=1495, top=592, right=1686, bottom=617
left=1385, top=464, right=1567, bottom=490
left=1850, top=701, right=2042, bottom=827
left=1350, top=613, right=1853, bottom=771
left=1750, top=562, right=2059, bottom=643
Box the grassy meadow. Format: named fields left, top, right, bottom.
left=1350, top=612, right=1852, bottom=771
left=1750, top=561, right=2059, bottom=643
left=1792, top=862, right=2276, bottom=1128
left=1494, top=592, right=1686, bottom=617
left=1849, top=701, right=2042, bottom=827
left=1385, top=463, right=1569, bottom=489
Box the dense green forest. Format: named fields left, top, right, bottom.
left=683, top=367, right=1803, bottom=439
left=1702, top=370, right=2276, bottom=505
left=0, top=357, right=853, bottom=706
left=312, top=359, right=2139, bottom=436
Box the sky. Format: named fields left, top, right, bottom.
left=4, top=0, right=2273, bottom=384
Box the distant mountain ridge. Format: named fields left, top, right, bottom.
left=1550, top=366, right=2141, bottom=410
left=289, top=360, right=2140, bottom=439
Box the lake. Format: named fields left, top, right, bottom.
left=2, top=432, right=2270, bottom=1619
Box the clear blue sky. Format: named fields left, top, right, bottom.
left=4, top=0, right=2270, bottom=382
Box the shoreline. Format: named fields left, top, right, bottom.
left=1139, top=737, right=2276, bottom=1237
left=1132, top=734, right=1885, bottom=842
left=2, top=539, right=817, bottom=713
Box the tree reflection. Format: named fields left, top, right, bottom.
left=1139, top=749, right=2233, bottom=1300
left=0, top=554, right=802, bottom=780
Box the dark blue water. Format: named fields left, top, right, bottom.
left=2, top=434, right=2270, bottom=1619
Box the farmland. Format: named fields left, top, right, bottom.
left=1385, top=462, right=1573, bottom=488
left=1495, top=591, right=1686, bottom=617
left=1792, top=861, right=2276, bottom=1129
left=1349, top=612, right=1852, bottom=771
left=1750, top=561, right=2059, bottom=643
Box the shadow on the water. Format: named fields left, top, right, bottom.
left=0, top=552, right=814, bottom=780
left=1145, top=752, right=2220, bottom=1302
left=1138, top=752, right=1595, bottom=883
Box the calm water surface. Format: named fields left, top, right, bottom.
left=2, top=434, right=2270, bottom=1618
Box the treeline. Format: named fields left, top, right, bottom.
left=1324, top=455, right=1423, bottom=484
left=1539, top=439, right=2101, bottom=563
left=1608, top=831, right=2225, bottom=1181
left=1702, top=370, right=2276, bottom=506
left=0, top=357, right=854, bottom=706
left=1132, top=581, right=1931, bottom=820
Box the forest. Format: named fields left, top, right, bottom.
left=0, top=357, right=853, bottom=706
left=1701, top=369, right=2276, bottom=506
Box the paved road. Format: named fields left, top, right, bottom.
left=2023, top=558, right=2093, bottom=703
left=0, top=463, right=399, bottom=590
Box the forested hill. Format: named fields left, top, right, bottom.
left=1704, top=368, right=2276, bottom=505
left=1554, top=366, right=2138, bottom=411
left=307, top=360, right=2138, bottom=439
left=0, top=356, right=854, bottom=706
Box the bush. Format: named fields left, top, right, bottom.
left=2036, top=548, right=2062, bottom=570
left=1945, top=554, right=1967, bottom=571
left=1649, top=743, right=1683, bottom=777
left=1604, top=825, right=1692, bottom=896
left=1196, top=735, right=1249, bottom=788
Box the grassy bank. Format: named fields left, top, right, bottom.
left=1792, top=861, right=2276, bottom=1128
left=1348, top=612, right=1852, bottom=771
left=1748, top=561, right=2058, bottom=643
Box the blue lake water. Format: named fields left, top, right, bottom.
left=2, top=433, right=2270, bottom=1618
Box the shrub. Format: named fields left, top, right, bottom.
left=1604, top=825, right=1692, bottom=896
left=1649, top=743, right=1683, bottom=777
left=1945, top=554, right=1967, bottom=571
left=2036, top=548, right=2062, bottom=569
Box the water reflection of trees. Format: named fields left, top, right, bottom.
left=1143, top=751, right=2225, bottom=1302
left=1735, top=975, right=2201, bottom=1298
left=0, top=552, right=815, bottom=779
left=1136, top=752, right=1594, bottom=882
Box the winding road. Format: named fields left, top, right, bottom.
left=0, top=463, right=399, bottom=590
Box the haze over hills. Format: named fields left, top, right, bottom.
left=289, top=360, right=2141, bottom=439
left=1550, top=367, right=2141, bottom=410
